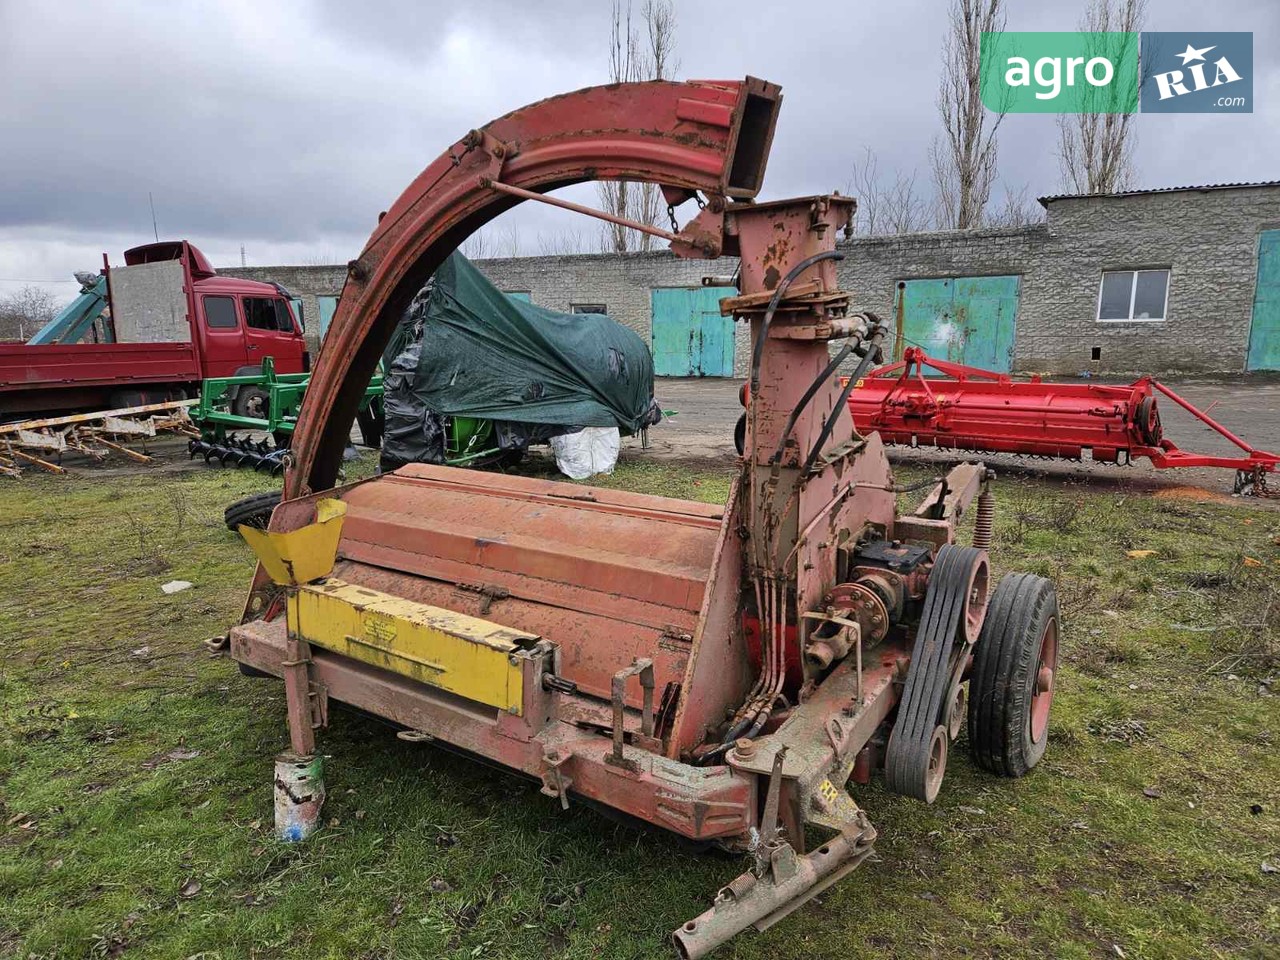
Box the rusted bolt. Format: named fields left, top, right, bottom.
left=733, top=738, right=756, bottom=760
left=346, top=258, right=367, bottom=282
left=509, top=655, right=520, bottom=666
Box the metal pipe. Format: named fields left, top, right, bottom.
left=1151, top=379, right=1258, bottom=454
left=481, top=178, right=681, bottom=244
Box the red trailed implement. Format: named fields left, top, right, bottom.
left=847, top=347, right=1280, bottom=494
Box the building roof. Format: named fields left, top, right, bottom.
left=1038, top=180, right=1280, bottom=206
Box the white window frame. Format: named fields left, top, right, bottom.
left=1096, top=269, right=1170, bottom=323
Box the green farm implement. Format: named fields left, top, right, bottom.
left=189, top=358, right=384, bottom=473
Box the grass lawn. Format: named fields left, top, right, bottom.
left=1, top=455, right=1277, bottom=959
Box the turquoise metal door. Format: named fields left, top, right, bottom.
left=895, top=275, right=1019, bottom=373
left=317, top=296, right=339, bottom=341
left=1247, top=230, right=1280, bottom=371
left=651, top=287, right=736, bottom=376
left=897, top=279, right=960, bottom=363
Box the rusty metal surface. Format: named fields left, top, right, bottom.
left=332, top=464, right=724, bottom=708
left=667, top=481, right=753, bottom=758
left=285, top=77, right=781, bottom=496
left=230, top=617, right=755, bottom=842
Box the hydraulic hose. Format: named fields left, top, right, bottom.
left=768, top=341, right=855, bottom=466
left=748, top=250, right=845, bottom=394
left=801, top=326, right=886, bottom=475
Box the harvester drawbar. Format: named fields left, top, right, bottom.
left=226, top=78, right=1061, bottom=957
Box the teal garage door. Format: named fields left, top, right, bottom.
left=895, top=275, right=1020, bottom=373
left=317, top=295, right=339, bottom=342
left=651, top=286, right=736, bottom=377
left=1247, top=230, right=1280, bottom=370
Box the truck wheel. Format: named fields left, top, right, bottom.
left=733, top=413, right=746, bottom=456
left=224, top=491, right=282, bottom=531
left=232, top=385, right=270, bottom=420
left=967, top=573, right=1059, bottom=778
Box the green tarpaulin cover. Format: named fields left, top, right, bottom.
left=380, top=252, right=658, bottom=469
left=384, top=252, right=656, bottom=431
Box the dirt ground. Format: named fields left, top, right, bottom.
left=643, top=374, right=1280, bottom=498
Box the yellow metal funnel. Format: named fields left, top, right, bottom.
left=238, top=498, right=347, bottom=586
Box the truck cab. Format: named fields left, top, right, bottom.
left=120, top=240, right=308, bottom=379
left=0, top=240, right=308, bottom=419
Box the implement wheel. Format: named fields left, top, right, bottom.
left=967, top=573, right=1059, bottom=777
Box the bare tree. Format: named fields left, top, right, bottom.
left=984, top=184, right=1046, bottom=228
left=537, top=229, right=588, bottom=256
left=1056, top=0, right=1145, bottom=194
left=845, top=147, right=931, bottom=236
left=0, top=284, right=58, bottom=341
left=931, top=0, right=1007, bottom=230
left=597, top=0, right=679, bottom=252
left=461, top=230, right=495, bottom=261
left=499, top=222, right=523, bottom=258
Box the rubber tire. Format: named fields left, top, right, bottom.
left=967, top=573, right=1059, bottom=778
left=733, top=413, right=746, bottom=456
left=224, top=491, right=282, bottom=531
left=232, top=385, right=271, bottom=420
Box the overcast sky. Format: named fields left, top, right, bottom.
left=1, top=0, right=1276, bottom=306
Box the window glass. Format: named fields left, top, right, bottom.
left=1097, top=272, right=1133, bottom=321
left=204, top=296, right=238, bottom=329
left=1132, top=271, right=1168, bottom=320
left=571, top=303, right=607, bottom=315
left=273, top=298, right=296, bottom=332
left=244, top=297, right=288, bottom=331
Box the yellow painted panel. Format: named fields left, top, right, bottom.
left=239, top=498, right=347, bottom=585
left=289, top=578, right=536, bottom=713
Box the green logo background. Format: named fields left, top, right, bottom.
left=980, top=32, right=1140, bottom=114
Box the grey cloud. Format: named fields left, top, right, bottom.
left=1, top=0, right=1276, bottom=303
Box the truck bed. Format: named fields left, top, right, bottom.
left=0, top=341, right=200, bottom=392
left=0, top=342, right=201, bottom=417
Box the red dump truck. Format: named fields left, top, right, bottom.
left=0, top=240, right=308, bottom=419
